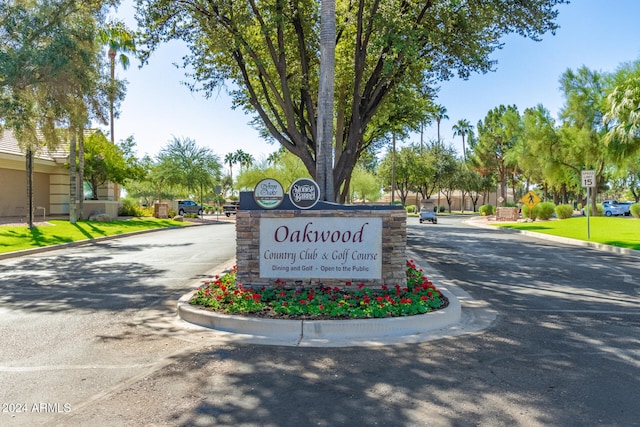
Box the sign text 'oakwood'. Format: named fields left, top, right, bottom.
left=260, top=217, right=382, bottom=280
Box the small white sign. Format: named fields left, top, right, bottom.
left=254, top=178, right=284, bottom=209
left=259, top=217, right=382, bottom=279
left=581, top=170, right=596, bottom=188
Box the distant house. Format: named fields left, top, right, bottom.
left=0, top=129, right=119, bottom=219
left=0, top=129, right=71, bottom=218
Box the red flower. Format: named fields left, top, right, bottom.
left=319, top=305, right=324, bottom=311
left=381, top=285, right=388, bottom=291
left=358, top=283, right=365, bottom=289
left=299, top=299, right=307, bottom=305
left=345, top=281, right=352, bottom=286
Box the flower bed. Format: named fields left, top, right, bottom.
left=190, top=260, right=448, bottom=320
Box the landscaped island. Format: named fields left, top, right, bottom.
left=190, top=260, right=448, bottom=320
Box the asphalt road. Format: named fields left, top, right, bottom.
left=1, top=216, right=639, bottom=426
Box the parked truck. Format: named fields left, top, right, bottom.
left=222, top=201, right=239, bottom=217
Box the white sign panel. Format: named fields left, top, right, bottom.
left=259, top=217, right=383, bottom=279
left=581, top=170, right=596, bottom=188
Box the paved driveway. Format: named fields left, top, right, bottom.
left=1, top=216, right=639, bottom=426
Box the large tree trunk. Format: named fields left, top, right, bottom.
left=316, top=0, right=336, bottom=202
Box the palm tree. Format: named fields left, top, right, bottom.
left=235, top=149, right=254, bottom=172
left=435, top=105, right=449, bottom=145
left=224, top=151, right=239, bottom=183
left=452, top=119, right=473, bottom=161
left=97, top=20, right=135, bottom=144
left=434, top=105, right=449, bottom=145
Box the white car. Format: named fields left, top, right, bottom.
left=581, top=203, right=624, bottom=216
left=602, top=202, right=624, bottom=217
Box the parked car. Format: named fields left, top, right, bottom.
left=222, top=201, right=239, bottom=217
left=602, top=200, right=632, bottom=216
left=581, top=202, right=624, bottom=217
left=602, top=202, right=624, bottom=217
left=177, top=200, right=203, bottom=215
left=616, top=201, right=632, bottom=216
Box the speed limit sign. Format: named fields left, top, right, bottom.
left=581, top=170, right=596, bottom=188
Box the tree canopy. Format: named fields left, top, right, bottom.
left=135, top=0, right=566, bottom=202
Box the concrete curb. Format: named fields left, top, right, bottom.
left=177, top=286, right=462, bottom=347
left=466, top=216, right=640, bottom=258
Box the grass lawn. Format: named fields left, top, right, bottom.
left=495, top=216, right=640, bottom=250
left=0, top=218, right=187, bottom=254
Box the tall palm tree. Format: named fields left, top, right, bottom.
left=434, top=105, right=449, bottom=145
left=235, top=149, right=254, bottom=172
left=452, top=119, right=473, bottom=161
left=224, top=152, right=238, bottom=183
left=97, top=20, right=135, bottom=144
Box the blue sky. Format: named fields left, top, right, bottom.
left=106, top=0, right=640, bottom=162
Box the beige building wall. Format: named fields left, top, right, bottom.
left=0, top=167, right=51, bottom=217
left=49, top=173, right=70, bottom=215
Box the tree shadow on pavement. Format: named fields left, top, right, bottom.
left=0, top=251, right=170, bottom=313
left=82, top=325, right=639, bottom=427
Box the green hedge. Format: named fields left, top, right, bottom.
left=555, top=204, right=574, bottom=219
left=536, top=202, right=556, bottom=220
left=479, top=204, right=495, bottom=216
left=631, top=203, right=640, bottom=218
left=522, top=201, right=556, bottom=220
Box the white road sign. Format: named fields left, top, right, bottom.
left=581, top=170, right=596, bottom=188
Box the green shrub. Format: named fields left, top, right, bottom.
left=555, top=204, right=574, bottom=219
left=535, top=202, right=556, bottom=220
left=140, top=206, right=154, bottom=217
left=438, top=206, right=446, bottom=213
left=583, top=204, right=603, bottom=216
left=631, top=203, right=640, bottom=218
left=405, top=205, right=416, bottom=214
left=479, top=204, right=495, bottom=216
left=118, top=198, right=146, bottom=217
left=521, top=204, right=533, bottom=219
